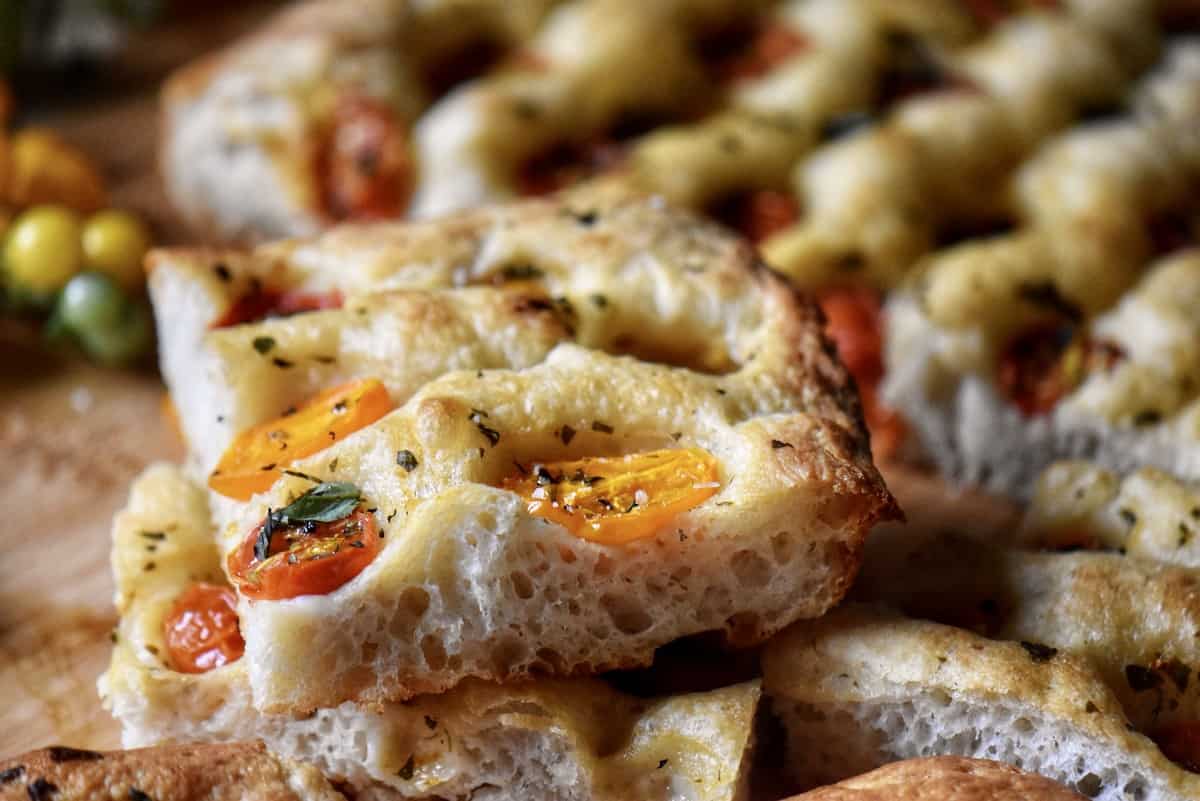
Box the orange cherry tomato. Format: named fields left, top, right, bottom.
left=228, top=509, right=381, bottom=600
left=719, top=22, right=809, bottom=84
left=319, top=95, right=414, bottom=221
left=208, top=379, right=393, bottom=501
left=163, top=582, right=245, bottom=673
left=997, top=324, right=1125, bottom=418
left=1153, top=721, right=1200, bottom=773
left=817, top=287, right=906, bottom=459
left=501, top=448, right=720, bottom=545
left=211, top=288, right=344, bottom=329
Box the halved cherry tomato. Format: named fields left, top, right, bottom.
left=163, top=582, right=245, bottom=673
left=516, top=139, right=626, bottom=197
left=714, top=189, right=800, bottom=245
left=1152, top=721, right=1200, bottom=773
left=817, top=287, right=906, bottom=459
left=208, top=379, right=393, bottom=501
left=998, top=324, right=1125, bottom=417
left=818, top=287, right=884, bottom=382
left=501, top=448, right=720, bottom=545
left=319, top=95, right=414, bottom=221
left=719, top=23, right=809, bottom=84
left=212, top=288, right=344, bottom=329
left=228, top=509, right=381, bottom=600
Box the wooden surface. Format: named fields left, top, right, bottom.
left=0, top=5, right=1019, bottom=764
left=0, top=8, right=267, bottom=757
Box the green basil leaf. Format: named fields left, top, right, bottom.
left=272, top=482, right=362, bottom=525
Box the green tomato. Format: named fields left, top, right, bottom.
left=78, top=301, right=153, bottom=367
left=81, top=209, right=152, bottom=291
left=3, top=205, right=84, bottom=295
left=57, top=271, right=127, bottom=332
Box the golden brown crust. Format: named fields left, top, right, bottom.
left=790, top=757, right=1087, bottom=801
left=0, top=742, right=346, bottom=801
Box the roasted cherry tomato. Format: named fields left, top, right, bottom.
left=319, top=95, right=414, bottom=221
left=1152, top=721, right=1200, bottom=774
left=719, top=22, right=808, bottom=84
left=209, top=379, right=394, bottom=501
left=211, top=288, right=344, bottom=329
left=817, top=286, right=906, bottom=459
left=163, top=582, right=245, bottom=673
left=715, top=189, right=800, bottom=245
left=516, top=139, right=625, bottom=198
left=998, top=324, right=1124, bottom=417
left=501, top=448, right=720, bottom=544
left=229, top=509, right=381, bottom=600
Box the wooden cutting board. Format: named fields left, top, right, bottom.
left=0, top=7, right=267, bottom=756
left=0, top=4, right=1019, bottom=765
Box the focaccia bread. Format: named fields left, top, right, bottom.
left=762, top=605, right=1200, bottom=801
left=160, top=0, right=563, bottom=240
left=101, top=463, right=760, bottom=801
left=1020, top=460, right=1200, bottom=566
left=164, top=0, right=1152, bottom=244
left=0, top=742, right=346, bottom=801
left=759, top=457, right=1200, bottom=798
left=148, top=185, right=862, bottom=477
left=761, top=0, right=1157, bottom=289
left=144, top=186, right=897, bottom=713
left=787, top=757, right=1088, bottom=801
left=216, top=337, right=893, bottom=713
left=881, top=41, right=1200, bottom=498
left=851, top=527, right=1200, bottom=736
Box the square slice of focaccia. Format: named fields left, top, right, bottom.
left=761, top=458, right=1200, bottom=800
left=150, top=185, right=849, bottom=477
left=101, top=464, right=761, bottom=801
left=762, top=605, right=1200, bottom=801
left=146, top=186, right=898, bottom=714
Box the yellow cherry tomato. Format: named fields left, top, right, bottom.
left=5, top=129, right=107, bottom=213
left=82, top=209, right=151, bottom=290
left=501, top=448, right=721, bottom=544
left=3, top=205, right=83, bottom=294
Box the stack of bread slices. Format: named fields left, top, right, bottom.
left=94, top=185, right=903, bottom=801
left=10, top=176, right=1196, bottom=801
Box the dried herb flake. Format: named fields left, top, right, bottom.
left=397, top=450, right=419, bottom=472
left=1020, top=641, right=1058, bottom=663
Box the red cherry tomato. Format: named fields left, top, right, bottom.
left=719, top=23, right=809, bottom=84
left=228, top=509, right=381, bottom=601
left=1153, top=721, right=1200, bottom=773
left=319, top=95, right=414, bottom=221
left=163, top=582, right=245, bottom=674
left=817, top=287, right=906, bottom=459
left=998, top=324, right=1125, bottom=418
left=211, top=289, right=344, bottom=329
